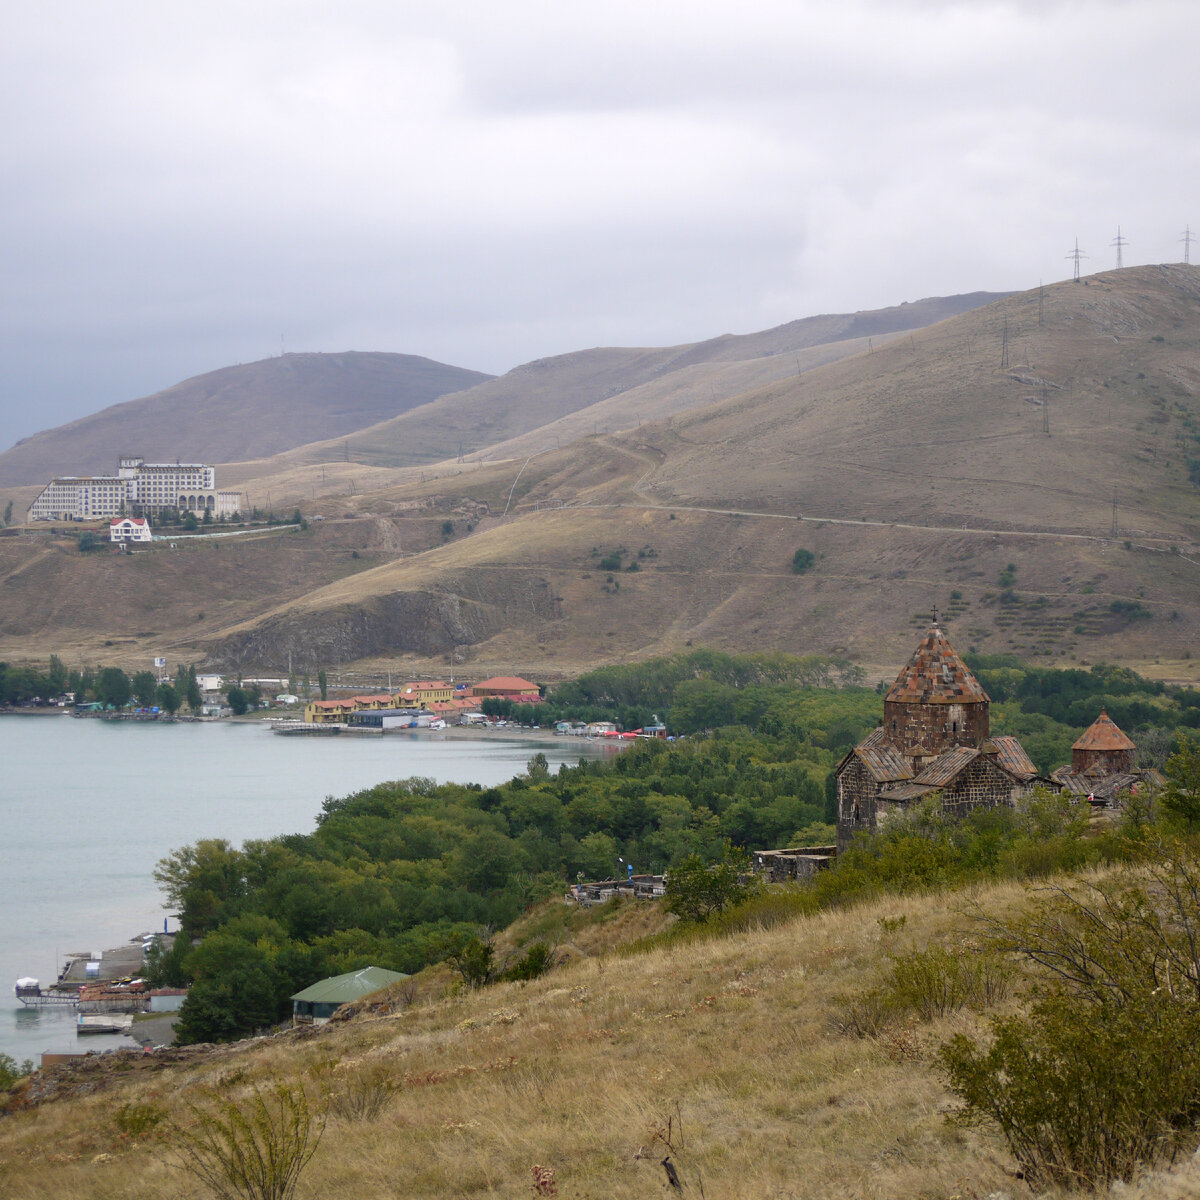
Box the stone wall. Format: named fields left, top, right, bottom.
left=836, top=757, right=878, bottom=851
left=882, top=698, right=989, bottom=755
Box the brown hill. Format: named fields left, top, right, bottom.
left=0, top=352, right=493, bottom=487
left=3, top=271, right=1197, bottom=682
left=271, top=292, right=1009, bottom=472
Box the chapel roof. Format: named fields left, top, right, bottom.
left=1072, top=710, right=1136, bottom=753
left=884, top=625, right=989, bottom=706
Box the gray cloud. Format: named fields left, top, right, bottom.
left=2, top=0, right=1197, bottom=447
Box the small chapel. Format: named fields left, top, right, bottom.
left=835, top=622, right=1047, bottom=850
left=1050, top=709, right=1162, bottom=807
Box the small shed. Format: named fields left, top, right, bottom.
left=290, top=966, right=409, bottom=1025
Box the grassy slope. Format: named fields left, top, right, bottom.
left=4, top=875, right=1199, bottom=1199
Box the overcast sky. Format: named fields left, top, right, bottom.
left=2, top=0, right=1197, bottom=448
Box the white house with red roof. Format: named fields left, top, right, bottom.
left=109, top=517, right=152, bottom=543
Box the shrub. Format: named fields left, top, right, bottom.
left=791, top=548, right=815, bottom=573
left=173, top=1083, right=324, bottom=1200
left=0, top=1052, right=33, bottom=1091
left=325, top=1065, right=400, bottom=1122
left=114, top=1100, right=167, bottom=1137
left=941, top=842, right=1200, bottom=1189
left=666, top=843, right=760, bottom=923
left=503, top=941, right=555, bottom=982
left=886, top=945, right=1012, bottom=1021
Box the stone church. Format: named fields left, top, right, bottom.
left=835, top=623, right=1046, bottom=850
left=1051, top=709, right=1162, bottom=807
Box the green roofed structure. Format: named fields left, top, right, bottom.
left=290, top=966, right=409, bottom=1025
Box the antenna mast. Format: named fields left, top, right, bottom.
left=1183, top=226, right=1195, bottom=265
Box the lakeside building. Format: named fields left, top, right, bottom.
left=470, top=676, right=543, bottom=703
left=28, top=455, right=243, bottom=522
left=835, top=623, right=1048, bottom=851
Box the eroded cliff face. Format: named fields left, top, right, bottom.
left=205, top=574, right=561, bottom=671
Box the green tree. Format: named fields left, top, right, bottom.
left=157, top=682, right=181, bottom=715
left=791, top=548, right=815, bottom=573
left=131, top=670, right=158, bottom=707
left=154, top=839, right=248, bottom=936
left=665, top=842, right=759, bottom=923
left=96, top=666, right=132, bottom=708
left=1, top=500, right=12, bottom=527
left=245, top=684, right=263, bottom=709
left=226, top=685, right=249, bottom=716
left=318, top=670, right=328, bottom=701
left=0, top=1052, right=33, bottom=1090
left=46, top=654, right=68, bottom=694
left=181, top=512, right=199, bottom=531
left=1160, top=734, right=1200, bottom=830
left=78, top=530, right=97, bottom=552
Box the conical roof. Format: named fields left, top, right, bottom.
left=884, top=626, right=989, bottom=705
left=1072, top=710, right=1135, bottom=753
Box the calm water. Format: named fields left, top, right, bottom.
left=0, top=716, right=610, bottom=1064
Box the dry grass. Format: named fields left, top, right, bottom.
left=1, top=875, right=1153, bottom=1200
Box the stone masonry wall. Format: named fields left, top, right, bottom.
left=883, top=699, right=989, bottom=756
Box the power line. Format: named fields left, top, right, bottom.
left=1111, top=487, right=1118, bottom=537
left=1067, top=238, right=1087, bottom=282
left=1042, top=388, right=1050, bottom=436
left=1110, top=225, right=1128, bottom=269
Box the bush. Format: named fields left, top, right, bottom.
left=885, top=945, right=1011, bottom=1021
left=114, top=1101, right=167, bottom=1137
left=941, top=841, right=1200, bottom=1189
left=0, top=1052, right=33, bottom=1091
left=503, top=941, right=555, bottom=982
left=666, top=843, right=759, bottom=923
left=173, top=1083, right=324, bottom=1200
left=791, top=548, right=815, bottom=574
left=325, top=1065, right=400, bottom=1122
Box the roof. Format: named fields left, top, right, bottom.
left=110, top=518, right=148, bottom=527
left=885, top=626, right=989, bottom=706
left=851, top=727, right=913, bottom=783
left=474, top=676, right=539, bottom=692
left=290, top=966, right=409, bottom=1005
left=913, top=745, right=980, bottom=788
left=989, top=736, right=1039, bottom=780
left=1072, top=710, right=1136, bottom=753
left=404, top=681, right=451, bottom=691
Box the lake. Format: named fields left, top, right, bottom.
left=0, top=715, right=612, bottom=1064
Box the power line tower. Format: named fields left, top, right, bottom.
left=1042, top=387, right=1050, bottom=435
left=1111, top=226, right=1128, bottom=268
left=1067, top=238, right=1086, bottom=282
left=1001, top=316, right=1010, bottom=368
left=1111, top=487, right=1118, bottom=537
left=1183, top=226, right=1195, bottom=265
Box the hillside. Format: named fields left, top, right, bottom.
left=266, top=291, right=1008, bottom=472
left=2, top=270, right=1198, bottom=680
left=3, top=874, right=1197, bottom=1200
left=195, top=266, right=1200, bottom=678
left=0, top=352, right=493, bottom=487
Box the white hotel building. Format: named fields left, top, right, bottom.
left=28, top=456, right=243, bottom=523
